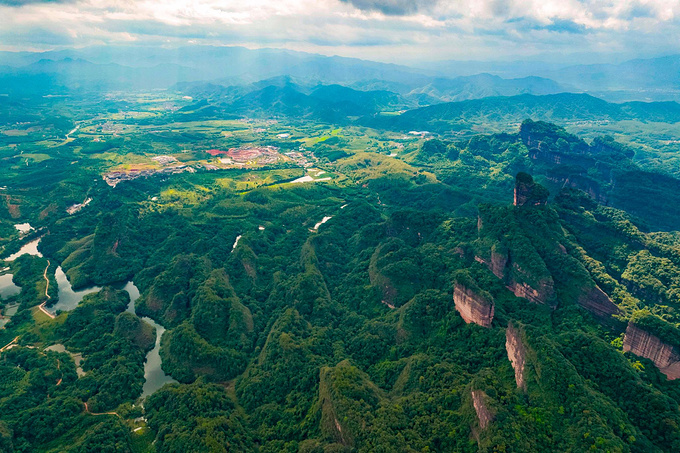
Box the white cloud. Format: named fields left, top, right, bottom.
left=0, top=0, right=678, bottom=62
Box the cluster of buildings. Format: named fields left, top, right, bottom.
left=283, top=151, right=312, bottom=168
left=66, top=198, right=92, bottom=215
left=206, top=146, right=282, bottom=165
left=152, top=155, right=178, bottom=165
left=103, top=165, right=194, bottom=187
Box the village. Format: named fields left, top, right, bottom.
left=102, top=145, right=315, bottom=187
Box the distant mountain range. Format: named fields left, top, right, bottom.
left=0, top=46, right=569, bottom=104
left=366, top=93, right=680, bottom=133
left=425, top=54, right=680, bottom=102
left=2, top=45, right=680, bottom=105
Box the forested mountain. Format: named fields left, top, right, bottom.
left=0, top=46, right=566, bottom=103
left=3, top=84, right=680, bottom=451
left=369, top=93, right=680, bottom=132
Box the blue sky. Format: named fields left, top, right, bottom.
left=0, top=0, right=678, bottom=63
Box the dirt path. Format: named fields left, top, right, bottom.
left=83, top=401, right=122, bottom=419
left=0, top=336, right=19, bottom=352
left=55, top=358, right=63, bottom=386
left=37, top=260, right=56, bottom=319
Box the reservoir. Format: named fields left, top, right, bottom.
left=0, top=273, right=20, bottom=299
left=5, top=237, right=42, bottom=261
left=124, top=281, right=177, bottom=397
left=47, top=267, right=101, bottom=313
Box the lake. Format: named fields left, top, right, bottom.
left=46, top=266, right=101, bottom=314
left=124, top=281, right=177, bottom=397
left=0, top=273, right=20, bottom=299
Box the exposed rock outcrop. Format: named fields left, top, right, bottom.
left=514, top=172, right=548, bottom=207
left=547, top=173, right=608, bottom=204
left=623, top=323, right=680, bottom=380
left=453, top=283, right=494, bottom=328
left=475, top=239, right=555, bottom=306
left=505, top=322, right=527, bottom=391
left=471, top=390, right=493, bottom=430
left=508, top=278, right=555, bottom=306
left=489, top=249, right=508, bottom=280
left=577, top=286, right=621, bottom=321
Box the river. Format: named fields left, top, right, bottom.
left=3, top=228, right=175, bottom=397
left=47, top=267, right=102, bottom=313
left=123, top=281, right=177, bottom=397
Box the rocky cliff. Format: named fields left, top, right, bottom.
left=514, top=172, right=548, bottom=207
left=577, top=286, right=621, bottom=321
left=475, top=234, right=555, bottom=307
left=508, top=278, right=555, bottom=306
left=546, top=173, right=608, bottom=204
left=505, top=322, right=527, bottom=391
left=471, top=390, right=493, bottom=430
left=453, top=283, right=494, bottom=328
left=623, top=323, right=680, bottom=380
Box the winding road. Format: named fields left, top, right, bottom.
left=0, top=336, right=19, bottom=353
left=83, top=402, right=122, bottom=419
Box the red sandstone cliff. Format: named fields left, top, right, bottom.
left=508, top=277, right=555, bottom=306
left=505, top=322, right=527, bottom=391
left=453, top=283, right=494, bottom=328
left=514, top=172, right=548, bottom=207
left=471, top=390, right=493, bottom=430
left=623, top=323, right=680, bottom=380
left=475, top=250, right=555, bottom=306
left=577, top=285, right=621, bottom=320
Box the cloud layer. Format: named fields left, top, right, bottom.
left=0, top=0, right=678, bottom=63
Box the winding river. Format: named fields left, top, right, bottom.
left=3, top=229, right=175, bottom=397
left=124, top=282, right=177, bottom=397
left=47, top=267, right=101, bottom=313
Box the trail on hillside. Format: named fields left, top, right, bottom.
left=83, top=402, right=122, bottom=419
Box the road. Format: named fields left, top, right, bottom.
left=0, top=336, right=19, bottom=352
left=83, top=402, right=122, bottom=419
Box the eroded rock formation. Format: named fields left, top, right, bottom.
left=471, top=390, right=493, bottom=430
left=577, top=286, right=621, bottom=321
left=475, top=249, right=555, bottom=306
left=489, top=249, right=508, bottom=280
left=505, top=322, right=527, bottom=391
left=508, top=278, right=555, bottom=306
left=514, top=172, right=548, bottom=207
left=624, top=323, right=680, bottom=380
left=453, top=283, right=494, bottom=328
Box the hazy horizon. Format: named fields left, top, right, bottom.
left=1, top=0, right=679, bottom=65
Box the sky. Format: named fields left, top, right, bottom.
left=1, top=0, right=679, bottom=64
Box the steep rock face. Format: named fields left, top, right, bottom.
left=471, top=390, right=493, bottom=430
left=577, top=286, right=621, bottom=321
left=528, top=148, right=596, bottom=168
left=476, top=253, right=555, bottom=306
left=508, top=278, right=555, bottom=306
left=623, top=323, right=680, bottom=380
left=453, top=283, right=494, bottom=327
left=547, top=174, right=608, bottom=204
left=489, top=249, right=508, bottom=280
left=514, top=172, right=548, bottom=207
left=505, top=322, right=527, bottom=391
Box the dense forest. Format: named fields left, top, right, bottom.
left=3, top=93, right=680, bottom=453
